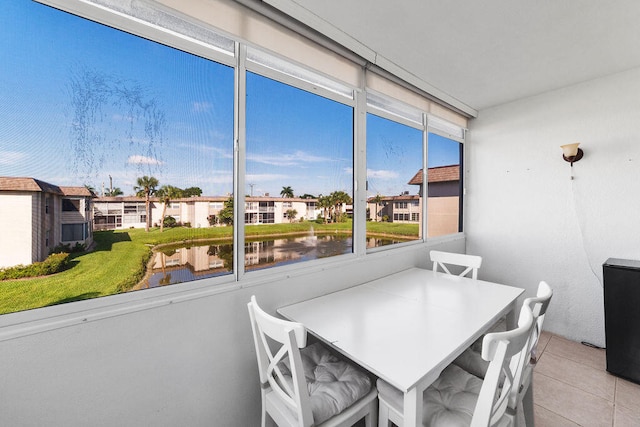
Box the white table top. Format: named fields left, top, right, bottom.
left=278, top=267, right=524, bottom=394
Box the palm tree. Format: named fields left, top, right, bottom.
left=134, top=175, right=159, bottom=232
left=317, top=195, right=332, bottom=224
left=156, top=185, right=183, bottom=232
left=373, top=193, right=383, bottom=222
left=84, top=184, right=97, bottom=196
left=331, top=190, right=352, bottom=223
left=104, top=187, right=123, bottom=197
left=280, top=186, right=294, bottom=198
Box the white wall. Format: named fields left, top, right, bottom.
left=466, top=67, right=640, bottom=346
left=0, top=237, right=464, bottom=426
left=0, top=194, right=33, bottom=268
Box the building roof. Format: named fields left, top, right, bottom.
left=367, top=194, right=420, bottom=203
left=60, top=186, right=94, bottom=197
left=0, top=177, right=64, bottom=195
left=407, top=165, right=460, bottom=185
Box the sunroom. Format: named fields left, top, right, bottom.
left=1, top=0, right=639, bottom=426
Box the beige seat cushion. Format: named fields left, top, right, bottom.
left=378, top=364, right=483, bottom=426
left=280, top=342, right=373, bottom=424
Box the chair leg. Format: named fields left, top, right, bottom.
left=365, top=399, right=378, bottom=427
left=522, top=381, right=534, bottom=427
left=378, top=399, right=391, bottom=427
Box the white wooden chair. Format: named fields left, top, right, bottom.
left=430, top=250, right=483, bottom=280
left=247, top=296, right=378, bottom=427
left=506, top=281, right=553, bottom=426
left=454, top=281, right=553, bottom=377
left=377, top=304, right=535, bottom=427
left=452, top=281, right=553, bottom=426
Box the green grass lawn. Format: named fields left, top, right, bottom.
left=0, top=220, right=418, bottom=314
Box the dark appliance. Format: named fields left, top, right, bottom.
left=603, top=258, right=640, bottom=384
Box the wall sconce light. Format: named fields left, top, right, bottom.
left=560, top=143, right=583, bottom=166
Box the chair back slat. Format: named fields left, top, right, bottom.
left=248, top=296, right=314, bottom=426
left=430, top=250, right=482, bottom=280
left=508, top=281, right=553, bottom=411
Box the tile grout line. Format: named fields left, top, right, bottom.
left=535, top=370, right=615, bottom=406
left=534, top=403, right=581, bottom=427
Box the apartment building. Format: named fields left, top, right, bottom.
left=93, top=195, right=322, bottom=230
left=0, top=177, right=93, bottom=268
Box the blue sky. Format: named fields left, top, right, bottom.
left=0, top=1, right=459, bottom=198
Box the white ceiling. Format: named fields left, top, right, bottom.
left=260, top=0, right=640, bottom=114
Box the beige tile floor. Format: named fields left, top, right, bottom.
left=534, top=331, right=640, bottom=427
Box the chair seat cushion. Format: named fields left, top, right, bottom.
left=280, top=342, right=373, bottom=424
left=455, top=317, right=508, bottom=379
left=378, top=364, right=483, bottom=426
left=453, top=347, right=490, bottom=380
left=470, top=317, right=507, bottom=353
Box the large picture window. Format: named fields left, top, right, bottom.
left=0, top=1, right=233, bottom=314
left=366, top=113, right=423, bottom=248
left=245, top=73, right=354, bottom=271
left=0, top=0, right=467, bottom=316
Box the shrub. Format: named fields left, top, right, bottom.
left=0, top=252, right=70, bottom=281
left=115, top=248, right=152, bottom=293
left=163, top=216, right=177, bottom=228
left=50, top=242, right=86, bottom=254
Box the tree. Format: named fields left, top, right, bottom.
left=219, top=196, right=234, bottom=226
left=84, top=184, right=97, bottom=196
left=285, top=209, right=298, bottom=223
left=331, top=190, right=352, bottom=223
left=104, top=187, right=123, bottom=197
left=182, top=186, right=202, bottom=197
left=373, top=193, right=383, bottom=222
left=300, top=193, right=316, bottom=199
left=280, top=186, right=294, bottom=198
left=156, top=185, right=183, bottom=232
left=134, top=175, right=159, bottom=232
left=317, top=195, right=332, bottom=224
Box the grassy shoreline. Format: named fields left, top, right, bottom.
left=0, top=221, right=418, bottom=314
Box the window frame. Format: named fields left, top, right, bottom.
left=1, top=0, right=467, bottom=333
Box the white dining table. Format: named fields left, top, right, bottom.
left=278, top=267, right=524, bottom=427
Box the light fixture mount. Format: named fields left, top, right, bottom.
left=561, top=143, right=583, bottom=166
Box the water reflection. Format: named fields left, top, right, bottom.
left=139, top=234, right=409, bottom=288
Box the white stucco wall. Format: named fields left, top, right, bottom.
left=465, top=67, right=640, bottom=346
left=0, top=237, right=465, bottom=426
left=0, top=194, right=33, bottom=268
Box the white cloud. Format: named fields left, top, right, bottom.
left=367, top=169, right=399, bottom=179
left=127, top=155, right=163, bottom=165
left=178, top=142, right=233, bottom=159
left=192, top=101, right=213, bottom=113
left=111, top=114, right=135, bottom=123
left=248, top=150, right=335, bottom=167
left=0, top=151, right=27, bottom=165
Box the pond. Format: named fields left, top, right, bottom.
left=138, top=234, right=409, bottom=288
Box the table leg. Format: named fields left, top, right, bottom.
left=403, top=386, right=422, bottom=427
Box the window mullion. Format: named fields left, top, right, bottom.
left=422, top=113, right=428, bottom=241
left=234, top=42, right=247, bottom=281
left=353, top=67, right=367, bottom=256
